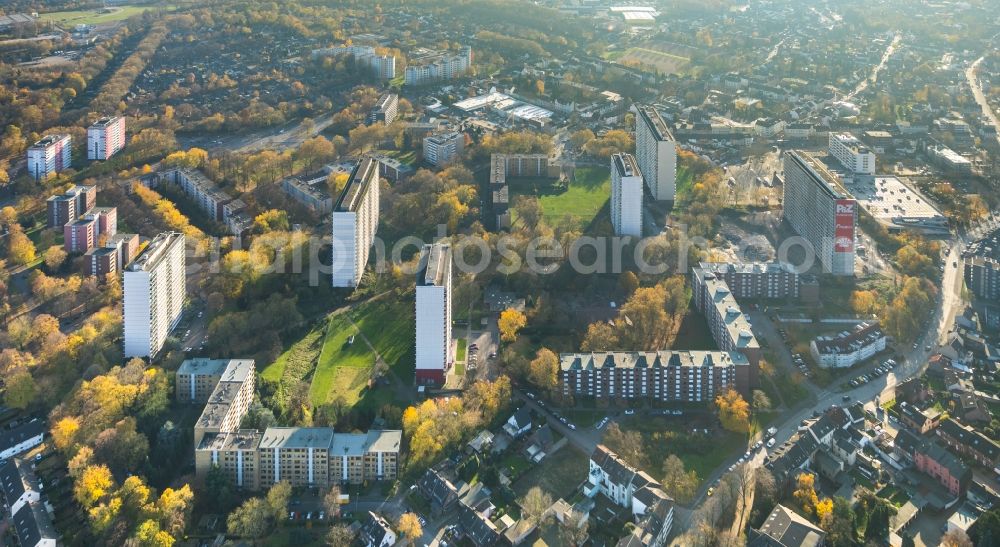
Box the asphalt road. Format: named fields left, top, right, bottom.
left=966, top=56, right=1000, bottom=150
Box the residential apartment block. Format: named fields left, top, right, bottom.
left=965, top=256, right=999, bottom=302
left=423, top=131, right=464, bottom=167
left=84, top=233, right=139, bottom=277
left=782, top=150, right=856, bottom=276
left=27, top=134, right=72, bottom=181
left=177, top=358, right=255, bottom=404
left=64, top=206, right=116, bottom=254
left=331, top=157, right=380, bottom=288
left=312, top=45, right=396, bottom=79
left=693, top=261, right=807, bottom=300
left=87, top=116, right=126, bottom=160
left=586, top=445, right=674, bottom=547
left=559, top=351, right=751, bottom=404
left=809, top=322, right=886, bottom=368
left=828, top=133, right=875, bottom=175
left=404, top=46, right=472, bottom=85
left=610, top=153, right=644, bottom=237
left=46, top=185, right=96, bottom=228
left=185, top=360, right=255, bottom=453
left=368, top=93, right=399, bottom=126
left=415, top=243, right=453, bottom=386
left=196, top=427, right=401, bottom=491
left=163, top=169, right=252, bottom=236
left=634, top=105, right=677, bottom=201
left=123, top=232, right=186, bottom=358
left=0, top=419, right=45, bottom=461
left=281, top=171, right=334, bottom=214
left=691, top=266, right=762, bottom=372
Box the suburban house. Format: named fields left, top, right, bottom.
left=587, top=445, right=674, bottom=546
left=358, top=511, right=396, bottom=547
left=503, top=407, right=532, bottom=438
left=749, top=504, right=826, bottom=547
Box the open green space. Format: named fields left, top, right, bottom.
left=384, top=149, right=417, bottom=165
left=614, top=415, right=749, bottom=483
left=349, top=296, right=416, bottom=384
left=456, top=338, right=467, bottom=362
left=510, top=166, right=610, bottom=231
left=38, top=5, right=177, bottom=25
left=261, top=326, right=322, bottom=384
left=309, top=314, right=376, bottom=406
left=512, top=446, right=588, bottom=499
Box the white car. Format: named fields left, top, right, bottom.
left=767, top=438, right=776, bottom=448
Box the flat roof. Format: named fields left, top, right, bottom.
left=787, top=150, right=849, bottom=199
left=417, top=243, right=451, bottom=287
left=849, top=175, right=946, bottom=225
left=89, top=115, right=122, bottom=128
left=126, top=232, right=183, bottom=272
left=334, top=157, right=379, bottom=212
left=612, top=153, right=641, bottom=178
left=638, top=105, right=675, bottom=142
left=30, top=134, right=69, bottom=148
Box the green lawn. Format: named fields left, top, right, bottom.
left=38, top=5, right=176, bottom=25
left=349, top=296, right=416, bottom=384
left=309, top=314, right=377, bottom=406
left=456, top=338, right=467, bottom=362
left=261, top=327, right=323, bottom=384
left=384, top=149, right=417, bottom=165
left=510, top=166, right=610, bottom=231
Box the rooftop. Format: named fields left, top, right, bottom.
left=417, top=243, right=451, bottom=287
left=787, top=150, right=849, bottom=199
left=560, top=350, right=748, bottom=371
left=812, top=322, right=885, bottom=356
left=334, top=157, right=379, bottom=212
left=612, top=153, right=641, bottom=178
left=637, top=105, right=675, bottom=142
left=89, top=115, right=122, bottom=128
left=30, top=134, right=69, bottom=148
left=126, top=232, right=183, bottom=272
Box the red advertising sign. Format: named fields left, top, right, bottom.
left=834, top=199, right=855, bottom=252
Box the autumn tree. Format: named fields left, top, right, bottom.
left=499, top=308, right=527, bottom=342
left=603, top=423, right=645, bottom=468
left=74, top=464, right=115, bottom=508
left=266, top=480, right=292, bottom=523
left=4, top=370, right=36, bottom=409
left=849, top=290, right=879, bottom=316
left=519, top=486, right=553, bottom=526
left=822, top=496, right=857, bottom=547
left=715, top=389, right=750, bottom=433
left=322, top=484, right=342, bottom=517
left=581, top=321, right=619, bottom=352
left=6, top=225, right=36, bottom=266
left=398, top=512, right=423, bottom=545
left=751, top=390, right=772, bottom=411
left=227, top=497, right=271, bottom=539
left=326, top=524, right=356, bottom=546
left=792, top=473, right=819, bottom=515
left=528, top=348, right=559, bottom=392
left=661, top=455, right=698, bottom=503
left=43, top=245, right=68, bottom=270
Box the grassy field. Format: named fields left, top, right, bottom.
left=349, top=296, right=415, bottom=384
left=456, top=338, right=467, bottom=362
left=512, top=446, right=588, bottom=499
left=38, top=5, right=176, bottom=25
left=510, top=166, right=610, bottom=231
left=261, top=326, right=323, bottom=384
left=309, top=314, right=376, bottom=406
left=618, top=46, right=690, bottom=75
